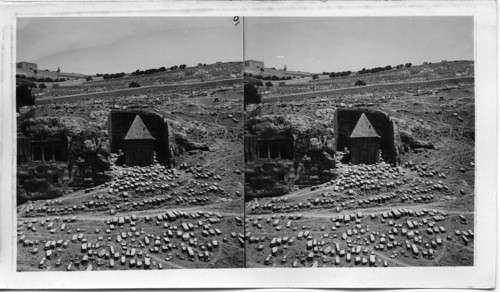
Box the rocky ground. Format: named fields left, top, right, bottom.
left=245, top=79, right=475, bottom=268
left=16, top=62, right=475, bottom=270
left=17, top=78, right=245, bottom=270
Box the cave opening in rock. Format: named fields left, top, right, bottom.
left=31, top=139, right=68, bottom=162
left=255, top=136, right=294, bottom=160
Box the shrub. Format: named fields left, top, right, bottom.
left=244, top=81, right=262, bottom=108
left=16, top=84, right=34, bottom=111
left=355, top=80, right=366, bottom=86
left=128, top=81, right=141, bottom=88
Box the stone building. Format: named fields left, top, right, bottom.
left=349, top=113, right=381, bottom=165
left=244, top=60, right=265, bottom=69
left=16, top=61, right=37, bottom=71
left=123, top=115, right=156, bottom=167
left=108, top=110, right=171, bottom=167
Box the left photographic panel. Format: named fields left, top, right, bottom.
left=15, top=17, right=245, bottom=271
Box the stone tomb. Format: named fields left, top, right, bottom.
left=349, top=113, right=381, bottom=165
left=108, top=110, right=171, bottom=167
left=337, top=108, right=397, bottom=164
left=123, top=115, right=156, bottom=167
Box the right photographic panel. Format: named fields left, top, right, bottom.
left=244, top=17, right=475, bottom=268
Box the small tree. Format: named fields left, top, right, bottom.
left=355, top=80, right=366, bottom=86
left=244, top=81, right=262, bottom=110
left=312, top=74, right=319, bottom=80
left=86, top=76, right=93, bottom=82
left=129, top=81, right=140, bottom=88
left=405, top=63, right=412, bottom=68
left=265, top=81, right=273, bottom=89
left=38, top=83, right=47, bottom=90
left=329, top=72, right=336, bottom=78
left=16, top=84, right=35, bottom=111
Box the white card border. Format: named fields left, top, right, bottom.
left=0, top=1, right=496, bottom=289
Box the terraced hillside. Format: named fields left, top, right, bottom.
left=35, top=62, right=242, bottom=99
left=16, top=62, right=245, bottom=271
left=262, top=61, right=473, bottom=98
left=245, top=61, right=475, bottom=268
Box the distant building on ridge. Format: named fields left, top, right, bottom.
left=244, top=60, right=265, bottom=69
left=17, top=62, right=37, bottom=71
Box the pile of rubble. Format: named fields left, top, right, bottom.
left=18, top=209, right=244, bottom=270
left=245, top=206, right=473, bottom=267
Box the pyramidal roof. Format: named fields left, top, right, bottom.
left=349, top=113, right=380, bottom=138
left=124, top=115, right=155, bottom=140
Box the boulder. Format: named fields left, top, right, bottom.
left=399, top=130, right=434, bottom=149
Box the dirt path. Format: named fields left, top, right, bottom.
left=372, top=251, right=411, bottom=267
left=148, top=254, right=187, bottom=269
left=27, top=202, right=243, bottom=223
left=202, top=153, right=240, bottom=168
left=246, top=200, right=463, bottom=220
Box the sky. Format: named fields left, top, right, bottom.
left=244, top=17, right=474, bottom=73
left=17, top=17, right=243, bottom=75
